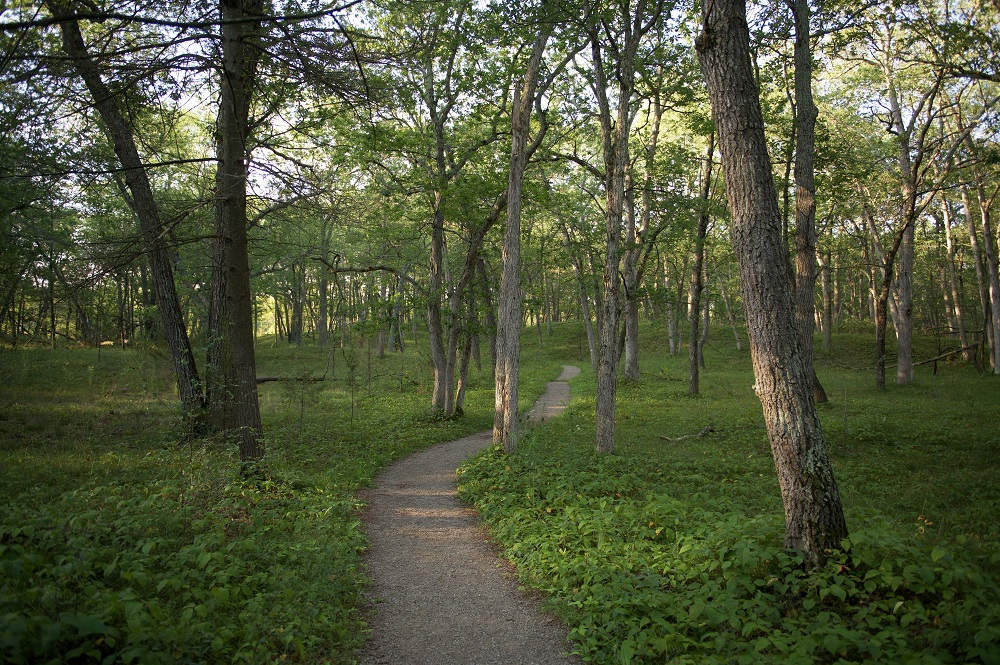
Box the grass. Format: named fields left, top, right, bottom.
left=458, top=321, right=1000, bottom=664
left=0, top=334, right=559, bottom=663
left=2, top=322, right=998, bottom=663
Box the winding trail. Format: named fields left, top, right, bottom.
left=357, top=365, right=582, bottom=665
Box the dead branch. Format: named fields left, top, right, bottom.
left=659, top=423, right=715, bottom=442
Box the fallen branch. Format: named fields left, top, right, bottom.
left=659, top=423, right=715, bottom=442
left=256, top=376, right=330, bottom=384
left=914, top=344, right=978, bottom=367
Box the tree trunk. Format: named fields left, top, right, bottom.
left=941, top=201, right=969, bottom=358
left=696, top=0, right=848, bottom=562
left=896, top=222, right=915, bottom=384
left=791, top=0, right=827, bottom=403
left=971, top=172, right=1000, bottom=373
left=689, top=132, right=713, bottom=396
left=494, top=26, right=550, bottom=451
left=207, top=0, right=264, bottom=463
left=51, top=8, right=204, bottom=424
left=718, top=270, right=743, bottom=351
left=817, top=250, right=833, bottom=353
left=623, top=78, right=663, bottom=382
left=476, top=258, right=496, bottom=371
left=963, top=188, right=993, bottom=364
left=591, top=5, right=646, bottom=454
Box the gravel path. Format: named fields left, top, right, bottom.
left=357, top=365, right=583, bottom=665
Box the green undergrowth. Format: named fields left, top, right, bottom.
left=458, top=322, right=1000, bottom=664
left=0, top=337, right=560, bottom=663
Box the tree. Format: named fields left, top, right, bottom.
left=44, top=0, right=205, bottom=425
left=790, top=0, right=827, bottom=403
left=587, top=0, right=662, bottom=454
left=696, top=0, right=848, bottom=561
left=494, top=19, right=552, bottom=452
left=688, top=131, right=713, bottom=396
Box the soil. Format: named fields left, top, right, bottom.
left=356, top=365, right=583, bottom=665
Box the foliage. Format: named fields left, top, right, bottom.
left=458, top=323, right=1000, bottom=664
left=0, top=339, right=557, bottom=663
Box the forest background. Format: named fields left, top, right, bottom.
left=1, top=0, right=999, bottom=661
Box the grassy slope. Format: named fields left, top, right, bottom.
left=458, top=322, right=1000, bottom=664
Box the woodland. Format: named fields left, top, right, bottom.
left=1, top=0, right=999, bottom=662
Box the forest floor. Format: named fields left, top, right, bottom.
left=356, top=365, right=583, bottom=665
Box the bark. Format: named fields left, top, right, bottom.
left=591, top=2, right=651, bottom=454
left=817, top=250, right=833, bottom=353
left=689, top=132, right=714, bottom=396
left=971, top=173, right=1000, bottom=373
left=207, top=0, right=264, bottom=463
left=963, top=188, right=994, bottom=362
left=941, top=201, right=969, bottom=359
left=476, top=258, right=496, bottom=370
left=49, top=6, right=204, bottom=423
left=696, top=0, right=848, bottom=562
left=791, top=0, right=827, bottom=403
left=717, top=270, right=743, bottom=351
left=494, top=25, right=550, bottom=450
left=623, top=70, right=664, bottom=381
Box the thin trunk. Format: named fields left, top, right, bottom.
left=718, top=271, right=743, bottom=351
left=973, top=176, right=1000, bottom=372
left=964, top=188, right=993, bottom=362
left=792, top=0, right=827, bottom=403
left=689, top=131, right=714, bottom=396
left=50, top=8, right=204, bottom=423
left=817, top=250, right=833, bottom=353
left=592, top=4, right=647, bottom=454
left=494, top=26, right=550, bottom=450
left=941, top=201, right=969, bottom=358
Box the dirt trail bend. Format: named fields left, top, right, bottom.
left=357, top=365, right=582, bottom=665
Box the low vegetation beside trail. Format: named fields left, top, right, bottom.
left=459, top=322, right=1000, bottom=664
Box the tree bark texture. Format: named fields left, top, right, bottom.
left=591, top=1, right=650, bottom=454
left=696, top=0, right=848, bottom=561
left=494, top=27, right=550, bottom=451
left=51, top=8, right=204, bottom=424
left=791, top=0, right=827, bottom=403
left=208, top=0, right=264, bottom=462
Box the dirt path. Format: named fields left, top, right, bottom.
left=357, top=365, right=582, bottom=665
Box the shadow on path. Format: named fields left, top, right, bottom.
left=357, top=366, right=582, bottom=665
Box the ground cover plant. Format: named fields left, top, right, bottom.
left=0, top=338, right=559, bottom=663
left=458, top=321, right=1000, bottom=664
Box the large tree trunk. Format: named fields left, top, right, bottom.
left=207, top=0, right=264, bottom=463
left=696, top=0, right=848, bottom=562
left=51, top=9, right=204, bottom=424
left=494, top=27, right=550, bottom=451
left=791, top=0, right=827, bottom=403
